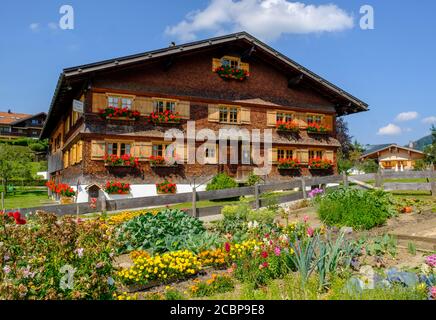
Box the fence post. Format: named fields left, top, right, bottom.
left=192, top=186, right=197, bottom=218
left=301, top=177, right=307, bottom=199
left=254, top=183, right=260, bottom=210
left=342, top=171, right=349, bottom=187
left=100, top=194, right=106, bottom=214
left=375, top=169, right=383, bottom=188
left=431, top=166, right=436, bottom=196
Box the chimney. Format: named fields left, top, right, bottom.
left=409, top=141, right=414, bottom=149
left=7, top=109, right=11, bottom=114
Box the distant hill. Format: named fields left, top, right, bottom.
left=409, top=135, right=433, bottom=151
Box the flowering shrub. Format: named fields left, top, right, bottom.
left=0, top=212, right=115, bottom=300
left=104, top=154, right=139, bottom=167
left=1, top=211, right=27, bottom=225
left=147, top=110, right=181, bottom=125
left=106, top=209, right=158, bottom=226
left=307, top=123, right=328, bottom=133
left=308, top=158, right=333, bottom=170
left=156, top=180, right=177, bottom=194
left=214, top=65, right=249, bottom=81
left=190, top=274, right=234, bottom=297
left=117, top=250, right=201, bottom=285
left=99, top=107, right=140, bottom=120
left=277, top=158, right=301, bottom=170
left=198, top=249, right=226, bottom=268
left=104, top=181, right=130, bottom=194
left=308, top=188, right=324, bottom=198
left=276, top=121, right=300, bottom=132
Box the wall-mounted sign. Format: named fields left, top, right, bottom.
left=73, top=99, right=84, bottom=113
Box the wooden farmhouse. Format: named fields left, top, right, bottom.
left=41, top=32, right=368, bottom=201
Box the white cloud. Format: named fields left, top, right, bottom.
left=29, top=23, right=40, bottom=32
left=165, top=0, right=354, bottom=42
left=395, top=111, right=418, bottom=122
left=422, top=116, right=436, bottom=124
left=48, top=22, right=58, bottom=30
left=377, top=124, right=402, bottom=136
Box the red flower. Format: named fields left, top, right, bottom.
left=261, top=251, right=268, bottom=259
left=225, top=242, right=231, bottom=253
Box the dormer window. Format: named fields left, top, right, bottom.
left=221, top=56, right=240, bottom=69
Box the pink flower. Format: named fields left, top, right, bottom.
left=274, top=247, right=281, bottom=256
left=431, top=287, right=436, bottom=299
left=303, top=215, right=309, bottom=223
left=307, top=227, right=314, bottom=237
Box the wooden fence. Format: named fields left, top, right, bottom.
left=350, top=169, right=436, bottom=195
left=16, top=175, right=344, bottom=217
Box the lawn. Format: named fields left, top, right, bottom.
left=366, top=178, right=430, bottom=184
left=2, top=187, right=55, bottom=210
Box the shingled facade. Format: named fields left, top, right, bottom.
left=41, top=32, right=368, bottom=201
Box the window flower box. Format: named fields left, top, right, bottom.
left=104, top=154, right=139, bottom=168
left=46, top=182, right=76, bottom=203
left=99, top=107, right=140, bottom=120
left=276, top=121, right=300, bottom=133
left=149, top=155, right=180, bottom=167
left=307, top=123, right=329, bottom=134
left=147, top=111, right=181, bottom=125
left=104, top=181, right=131, bottom=195
left=277, top=158, right=301, bottom=170
left=156, top=180, right=177, bottom=194
left=308, top=158, right=333, bottom=170
left=213, top=65, right=249, bottom=81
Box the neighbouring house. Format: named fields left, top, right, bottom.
left=0, top=110, right=47, bottom=139
left=360, top=144, right=426, bottom=171
left=40, top=32, right=368, bottom=202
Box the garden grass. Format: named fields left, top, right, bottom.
left=3, top=188, right=55, bottom=209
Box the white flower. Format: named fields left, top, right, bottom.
left=75, top=248, right=84, bottom=258
left=3, top=265, right=11, bottom=274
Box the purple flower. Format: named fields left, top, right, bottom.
left=3, top=265, right=11, bottom=274
left=430, top=286, right=436, bottom=300
left=308, top=188, right=324, bottom=198
left=75, top=248, right=84, bottom=258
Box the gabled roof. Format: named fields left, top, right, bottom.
left=0, top=111, right=30, bottom=125
left=41, top=31, right=369, bottom=138
left=10, top=112, right=47, bottom=126
left=361, top=144, right=426, bottom=158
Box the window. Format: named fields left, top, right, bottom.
left=309, top=150, right=324, bottom=159
left=153, top=99, right=176, bottom=113
left=107, top=142, right=132, bottom=156
left=276, top=112, right=293, bottom=123
left=31, top=119, right=39, bottom=125
left=278, top=149, right=294, bottom=160
left=307, top=114, right=323, bottom=125
left=108, top=95, right=133, bottom=110
left=152, top=143, right=175, bottom=158
left=219, top=105, right=239, bottom=123
left=205, top=147, right=215, bottom=159
left=241, top=144, right=251, bottom=164
left=221, top=56, right=240, bottom=69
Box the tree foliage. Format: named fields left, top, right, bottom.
left=335, top=118, right=354, bottom=158
left=0, top=144, right=33, bottom=191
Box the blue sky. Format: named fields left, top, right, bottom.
left=1, top=0, right=435, bottom=146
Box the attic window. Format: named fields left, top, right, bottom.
left=107, top=95, right=133, bottom=110
left=221, top=56, right=240, bottom=69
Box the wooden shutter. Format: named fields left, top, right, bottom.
left=295, top=113, right=308, bottom=128
left=323, top=115, right=334, bottom=131
left=91, top=140, right=106, bottom=160
left=64, top=151, right=69, bottom=168
left=77, top=141, right=83, bottom=162
left=208, top=105, right=220, bottom=122
left=92, top=93, right=107, bottom=113
left=297, top=149, right=309, bottom=164
left=71, top=144, right=77, bottom=164
left=325, top=150, right=334, bottom=162
left=268, top=147, right=278, bottom=164
left=240, top=62, right=250, bottom=73
left=212, top=58, right=221, bottom=71
left=176, top=101, right=190, bottom=119
left=267, top=110, right=277, bottom=127
left=240, top=107, right=251, bottom=124
left=133, top=142, right=152, bottom=161
left=134, top=96, right=154, bottom=115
